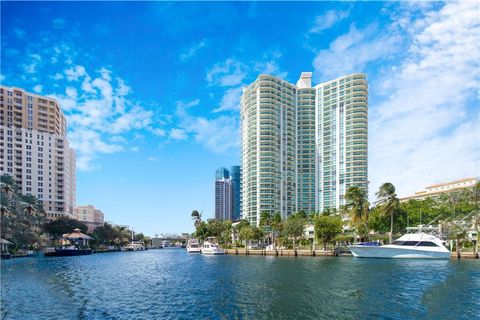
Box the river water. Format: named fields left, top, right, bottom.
left=1, top=249, right=479, bottom=319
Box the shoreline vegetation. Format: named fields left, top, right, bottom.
left=191, top=182, right=480, bottom=259
left=1, top=174, right=152, bottom=256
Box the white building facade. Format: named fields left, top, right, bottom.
left=240, top=73, right=368, bottom=226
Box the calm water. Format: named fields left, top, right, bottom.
left=1, top=250, right=479, bottom=320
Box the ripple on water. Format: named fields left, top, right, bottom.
left=1, top=251, right=479, bottom=320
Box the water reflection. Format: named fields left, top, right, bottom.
left=1, top=251, right=479, bottom=319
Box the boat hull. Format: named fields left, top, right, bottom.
left=46, top=249, right=92, bottom=257
left=348, top=246, right=450, bottom=259
left=201, top=249, right=224, bottom=255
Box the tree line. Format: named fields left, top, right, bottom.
left=1, top=174, right=150, bottom=252
left=191, top=181, right=479, bottom=252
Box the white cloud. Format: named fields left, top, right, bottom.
left=367, top=1, right=480, bottom=198
left=206, top=58, right=247, bottom=87
left=32, top=84, right=43, bottom=93
left=52, top=73, right=64, bottom=80
left=180, top=40, right=207, bottom=61
left=309, top=9, right=350, bottom=33
left=65, top=65, right=87, bottom=81
left=170, top=128, right=187, bottom=140
left=313, top=23, right=401, bottom=81
left=23, top=54, right=42, bottom=74
left=69, top=129, right=123, bottom=171
left=174, top=100, right=240, bottom=153
left=48, top=66, right=165, bottom=170
left=149, top=128, right=167, bottom=137
left=214, top=86, right=243, bottom=113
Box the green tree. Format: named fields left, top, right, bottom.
left=315, top=214, right=343, bottom=251
left=0, top=174, right=18, bottom=195
left=259, top=211, right=273, bottom=246
left=194, top=221, right=208, bottom=242
left=376, top=183, right=399, bottom=243
left=43, top=217, right=88, bottom=239
left=345, top=186, right=370, bottom=240
left=283, top=215, right=306, bottom=252
left=92, top=223, right=117, bottom=246
left=239, top=223, right=255, bottom=253
left=271, top=213, right=283, bottom=250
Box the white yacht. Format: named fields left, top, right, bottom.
left=201, top=238, right=224, bottom=255
left=186, top=239, right=201, bottom=253
left=125, top=241, right=145, bottom=251
left=348, top=226, right=451, bottom=259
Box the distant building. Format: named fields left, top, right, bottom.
left=400, top=177, right=479, bottom=202
left=215, top=167, right=229, bottom=180
left=214, top=166, right=241, bottom=221
left=230, top=165, right=241, bottom=221
left=74, top=205, right=105, bottom=233
left=0, top=86, right=76, bottom=219
left=215, top=175, right=232, bottom=221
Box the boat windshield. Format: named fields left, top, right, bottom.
left=392, top=241, right=439, bottom=247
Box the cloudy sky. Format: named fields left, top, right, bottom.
left=1, top=1, right=478, bottom=235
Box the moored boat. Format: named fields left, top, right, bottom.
left=186, top=239, right=201, bottom=253
left=201, top=237, right=224, bottom=255
left=348, top=226, right=450, bottom=259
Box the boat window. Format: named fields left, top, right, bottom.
left=392, top=241, right=420, bottom=246
left=417, top=241, right=438, bottom=247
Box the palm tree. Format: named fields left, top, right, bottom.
left=376, top=182, right=399, bottom=244
left=1, top=191, right=16, bottom=240
left=259, top=211, right=272, bottom=246
left=191, top=210, right=202, bottom=227
left=345, top=186, right=370, bottom=240
left=19, top=194, right=46, bottom=223
left=271, top=213, right=283, bottom=251
left=0, top=174, right=18, bottom=195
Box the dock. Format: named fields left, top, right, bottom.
left=224, top=249, right=479, bottom=259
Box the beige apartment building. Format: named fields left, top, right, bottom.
left=400, top=177, right=479, bottom=202
left=0, top=86, right=76, bottom=219
left=74, top=205, right=105, bottom=232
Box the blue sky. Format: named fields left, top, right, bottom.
left=1, top=2, right=478, bottom=236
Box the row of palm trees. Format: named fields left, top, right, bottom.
left=1, top=174, right=47, bottom=249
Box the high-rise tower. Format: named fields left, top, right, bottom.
left=240, top=75, right=296, bottom=225
left=240, top=73, right=368, bottom=226
left=0, top=86, right=76, bottom=219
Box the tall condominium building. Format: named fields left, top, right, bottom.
left=214, top=166, right=241, bottom=221
left=230, top=165, right=241, bottom=221
left=0, top=86, right=76, bottom=219
left=215, top=168, right=232, bottom=221
left=74, top=205, right=105, bottom=233
left=240, top=72, right=368, bottom=226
